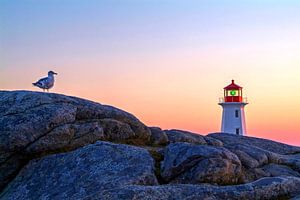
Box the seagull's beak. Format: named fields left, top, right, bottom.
left=54, top=72, right=58, bottom=75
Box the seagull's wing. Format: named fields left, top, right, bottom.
left=33, top=77, right=49, bottom=88
left=38, top=77, right=48, bottom=83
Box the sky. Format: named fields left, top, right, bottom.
left=1, top=0, right=300, bottom=146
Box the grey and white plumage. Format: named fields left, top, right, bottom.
left=33, top=71, right=58, bottom=92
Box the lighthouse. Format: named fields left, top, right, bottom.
left=219, top=80, right=248, bottom=136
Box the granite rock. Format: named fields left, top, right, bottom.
left=161, top=142, right=242, bottom=185
left=0, top=141, right=158, bottom=200
left=0, top=91, right=151, bottom=190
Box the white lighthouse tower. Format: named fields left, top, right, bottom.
left=219, top=80, right=248, bottom=136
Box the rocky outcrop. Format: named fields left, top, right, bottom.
left=161, top=142, right=242, bottom=185
left=0, top=91, right=151, bottom=190
left=165, top=129, right=223, bottom=146
left=149, top=127, right=168, bottom=146
left=262, top=163, right=300, bottom=177
left=88, top=176, right=300, bottom=200
left=209, top=132, right=300, bottom=155
left=1, top=91, right=300, bottom=199
left=3, top=140, right=300, bottom=200
left=209, top=133, right=300, bottom=183
left=0, top=141, right=158, bottom=200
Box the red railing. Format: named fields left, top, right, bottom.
left=219, top=97, right=248, bottom=103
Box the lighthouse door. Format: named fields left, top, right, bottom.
left=235, top=128, right=240, bottom=135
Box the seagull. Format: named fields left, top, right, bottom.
left=32, top=71, right=58, bottom=92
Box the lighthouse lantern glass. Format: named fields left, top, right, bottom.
left=229, top=90, right=238, bottom=96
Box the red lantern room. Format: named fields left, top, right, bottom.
left=223, top=80, right=243, bottom=102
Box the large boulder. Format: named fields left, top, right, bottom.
left=165, top=129, right=223, bottom=146
left=91, top=176, right=300, bottom=200
left=149, top=127, right=169, bottom=146
left=226, top=144, right=272, bottom=168
left=0, top=91, right=151, bottom=191
left=0, top=141, right=158, bottom=200
left=161, top=142, right=242, bottom=185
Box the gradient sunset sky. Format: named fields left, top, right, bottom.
left=1, top=0, right=300, bottom=145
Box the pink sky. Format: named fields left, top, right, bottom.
left=1, top=1, right=300, bottom=146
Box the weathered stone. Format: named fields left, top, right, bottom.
left=164, top=130, right=223, bottom=147
left=161, top=142, right=242, bottom=185
left=0, top=141, right=158, bottom=200
left=209, top=133, right=300, bottom=155
left=223, top=142, right=300, bottom=182
left=149, top=127, right=169, bottom=145
left=90, top=176, right=300, bottom=200
left=1, top=91, right=300, bottom=199
left=165, top=129, right=207, bottom=144
left=262, top=163, right=300, bottom=177
left=98, top=119, right=137, bottom=142
left=203, top=136, right=223, bottom=147
left=225, top=143, right=274, bottom=168
left=0, top=91, right=151, bottom=191
left=24, top=122, right=104, bottom=155
left=278, top=155, right=300, bottom=172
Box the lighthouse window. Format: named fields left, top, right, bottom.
left=235, top=110, right=239, bottom=118
left=236, top=128, right=240, bottom=135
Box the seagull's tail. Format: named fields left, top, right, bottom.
left=32, top=82, right=37, bottom=87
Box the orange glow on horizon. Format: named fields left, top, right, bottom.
left=1, top=1, right=300, bottom=146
